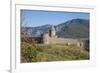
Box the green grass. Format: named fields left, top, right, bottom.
left=21, top=42, right=89, bottom=63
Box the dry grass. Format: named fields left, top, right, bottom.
left=21, top=42, right=89, bottom=63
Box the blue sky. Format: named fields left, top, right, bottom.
left=21, top=10, right=89, bottom=27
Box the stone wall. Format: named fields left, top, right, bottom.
left=49, top=37, right=78, bottom=44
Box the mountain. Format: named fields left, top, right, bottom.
left=21, top=24, right=51, bottom=37
left=56, top=19, right=89, bottom=38
left=21, top=19, right=89, bottom=38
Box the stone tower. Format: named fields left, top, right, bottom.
left=43, top=33, right=49, bottom=44
left=43, top=25, right=57, bottom=44
left=49, top=25, right=56, bottom=37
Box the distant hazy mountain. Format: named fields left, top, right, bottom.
left=21, top=19, right=89, bottom=38
left=21, top=24, right=51, bottom=37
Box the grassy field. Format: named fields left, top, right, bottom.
left=21, top=39, right=89, bottom=63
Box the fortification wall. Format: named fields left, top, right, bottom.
left=49, top=37, right=87, bottom=49
left=43, top=33, right=89, bottom=49
left=49, top=37, right=79, bottom=44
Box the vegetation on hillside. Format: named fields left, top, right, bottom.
left=56, top=19, right=89, bottom=38
left=21, top=37, right=89, bottom=63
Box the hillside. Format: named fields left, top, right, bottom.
left=56, top=19, right=89, bottom=38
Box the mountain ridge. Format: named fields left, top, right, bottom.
left=21, top=19, right=89, bottom=38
